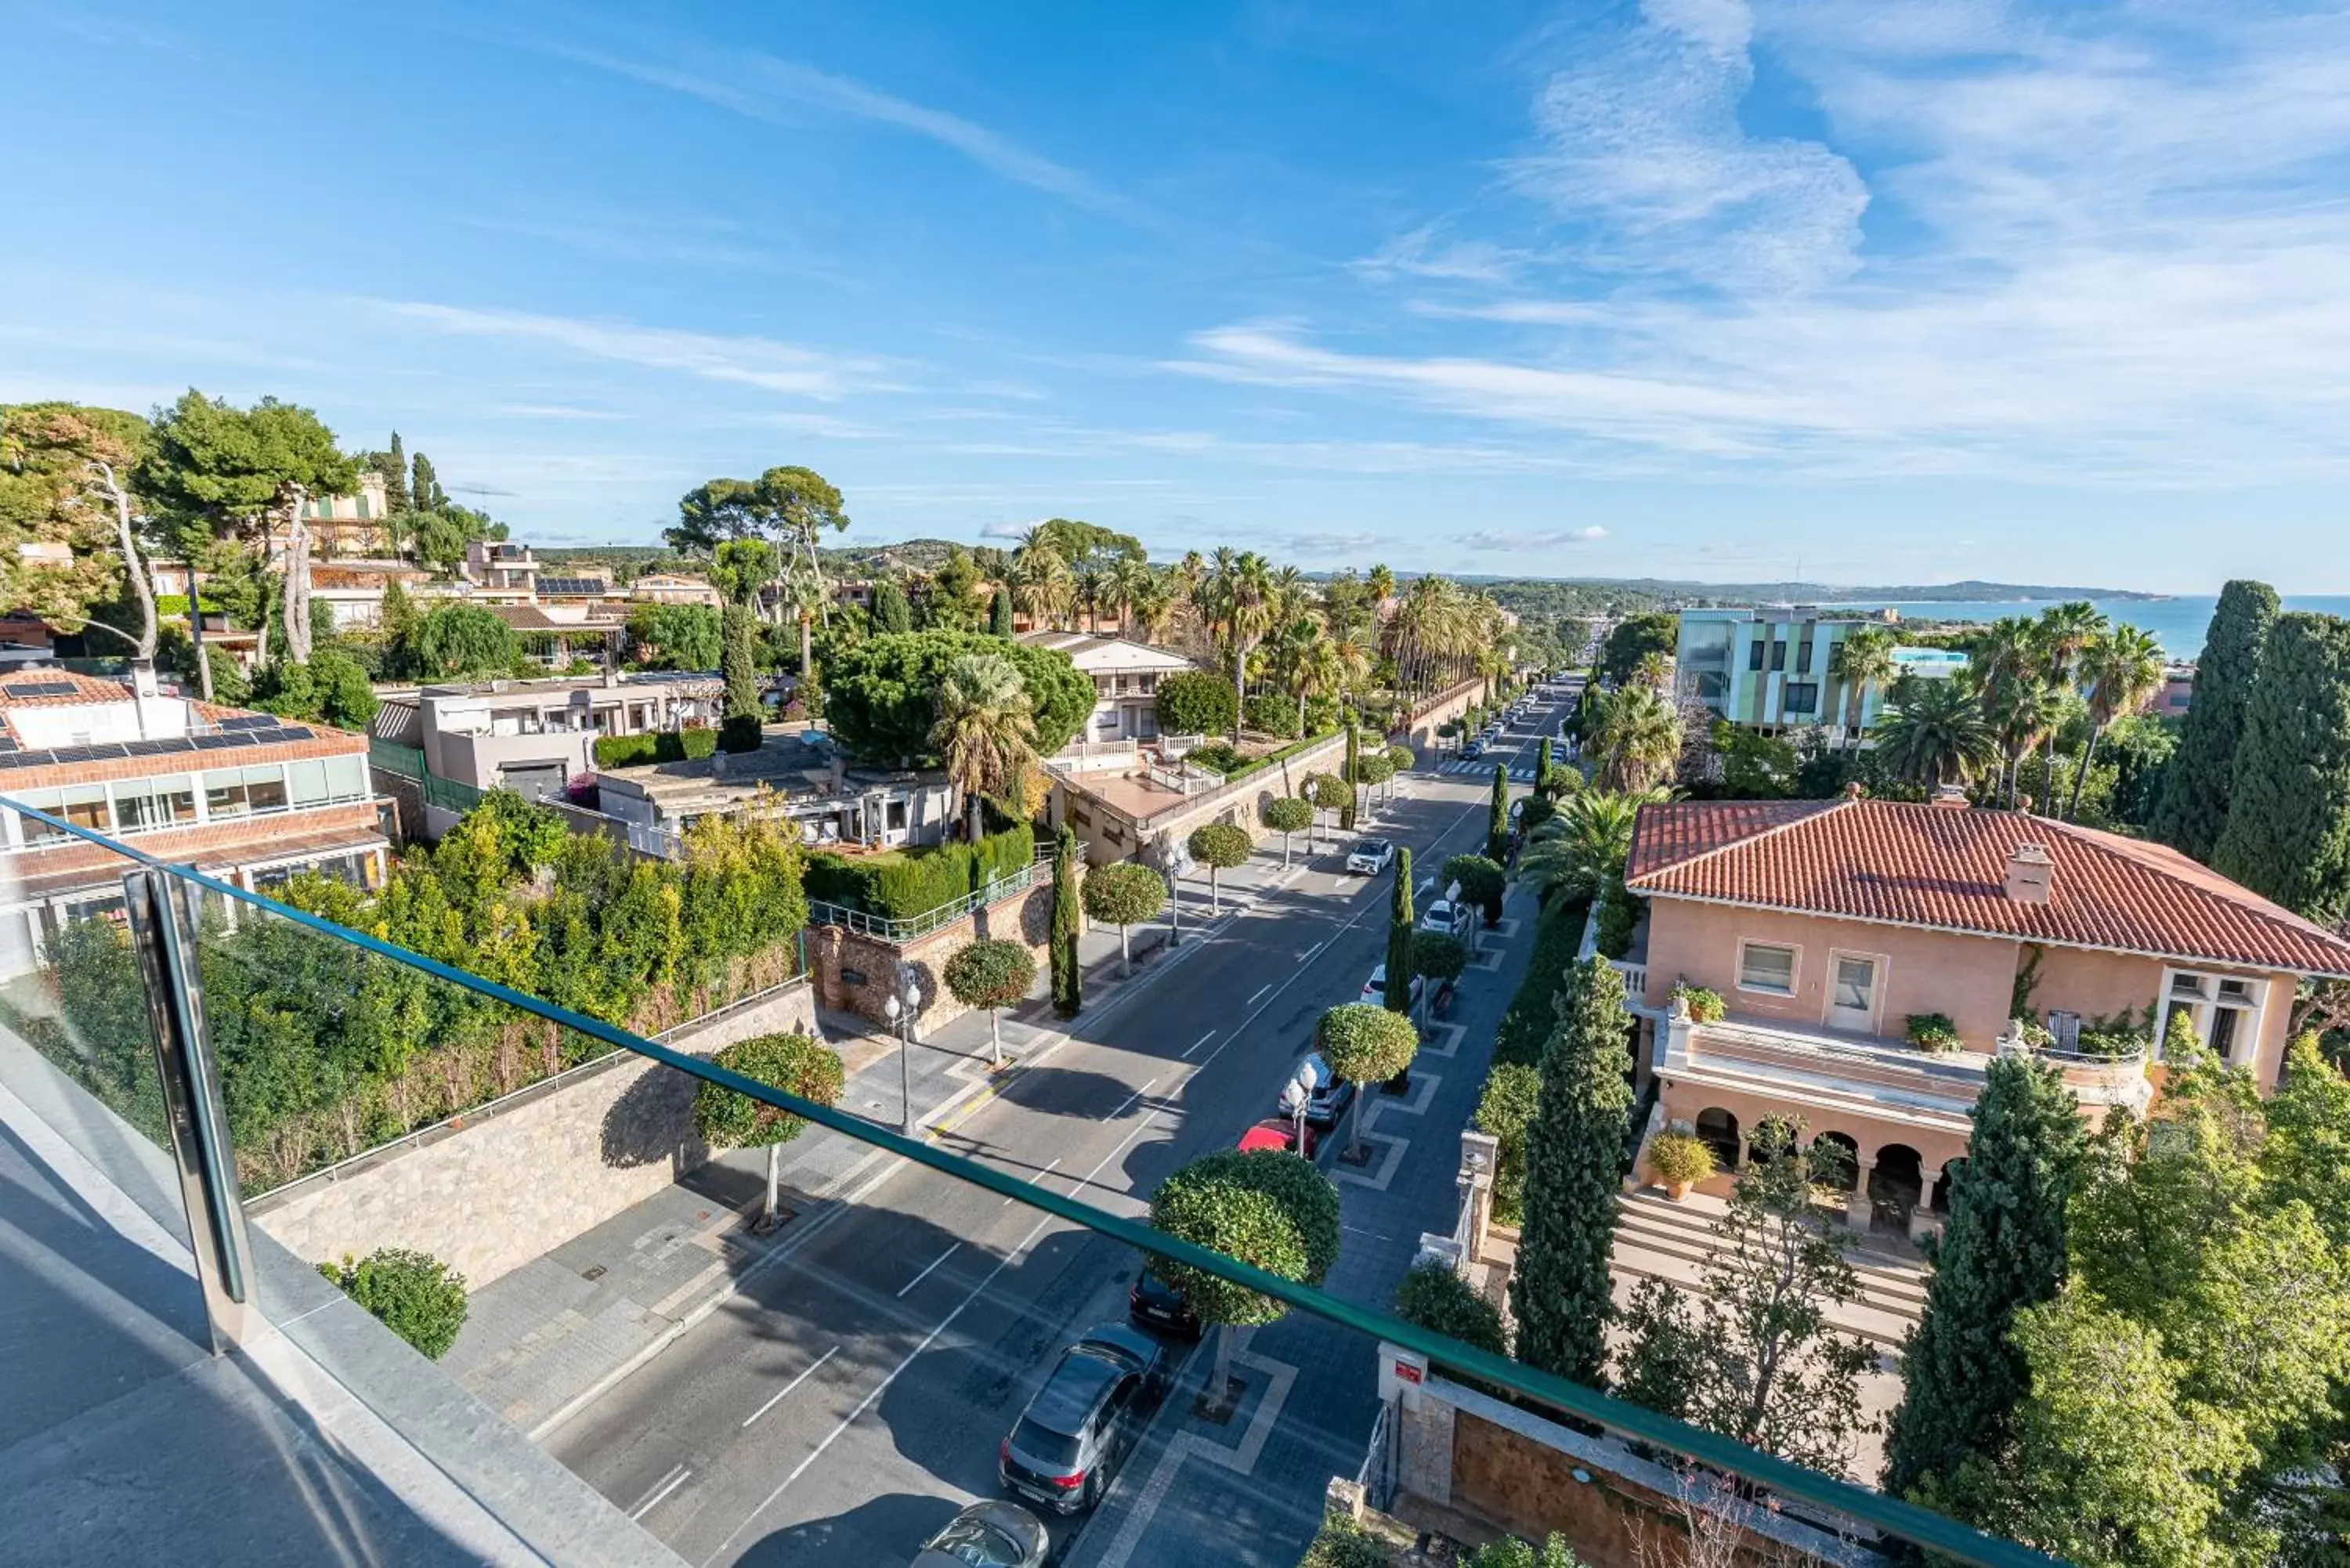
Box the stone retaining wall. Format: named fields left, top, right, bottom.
left=806, top=877, right=1060, bottom=1035
left=250, top=980, right=819, bottom=1289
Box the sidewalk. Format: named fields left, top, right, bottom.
left=441, top=856, right=1271, bottom=1439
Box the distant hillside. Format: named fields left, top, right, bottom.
left=1465, top=575, right=2160, bottom=605
left=537, top=537, right=972, bottom=583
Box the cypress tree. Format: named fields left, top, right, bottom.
left=873, top=578, right=913, bottom=634
left=2212, top=612, right=2350, bottom=921
left=383, top=431, right=410, bottom=511
left=1341, top=721, right=1360, bottom=832
left=721, top=603, right=759, bottom=718
left=410, top=450, right=445, bottom=513
left=989, top=583, right=1014, bottom=638
left=1384, top=847, right=1415, bottom=1017
left=1535, top=735, right=1555, bottom=800
left=1509, top=955, right=1631, bottom=1385
left=1050, top=823, right=1082, bottom=1017
left=2155, top=580, right=2278, bottom=861
left=1882, top=1056, right=2086, bottom=1504
left=1486, top=761, right=1511, bottom=863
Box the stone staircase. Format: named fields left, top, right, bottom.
left=1609, top=1188, right=1929, bottom=1353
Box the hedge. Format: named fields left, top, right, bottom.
left=1157, top=670, right=1239, bottom=735
left=1494, top=893, right=1593, bottom=1069
left=592, top=724, right=721, bottom=768
left=719, top=714, right=764, bottom=753
left=1244, top=692, right=1300, bottom=739
left=803, top=820, right=1036, bottom=919
left=318, top=1248, right=470, bottom=1360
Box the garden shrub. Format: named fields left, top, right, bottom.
left=718, top=714, right=764, bottom=753
left=678, top=724, right=718, bottom=760
left=803, top=821, right=1035, bottom=919
left=1185, top=741, right=1245, bottom=776
left=1394, top=1261, right=1507, bottom=1357
left=1671, top=984, right=1726, bottom=1024
left=1647, top=1131, right=1716, bottom=1187
left=318, top=1248, right=469, bottom=1360
left=1156, top=669, right=1238, bottom=736
left=1905, top=1011, right=1962, bottom=1052
left=1244, top=692, right=1299, bottom=739
left=594, top=732, right=661, bottom=768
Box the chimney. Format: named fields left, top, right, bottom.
left=128, top=659, right=160, bottom=699
left=1932, top=782, right=1969, bottom=808
left=2006, top=842, right=2055, bottom=905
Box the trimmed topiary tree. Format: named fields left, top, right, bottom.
left=1509, top=956, right=1632, bottom=1385
left=317, top=1248, right=468, bottom=1360
left=1082, top=860, right=1166, bottom=976
left=1355, top=748, right=1396, bottom=818
left=1260, top=795, right=1313, bottom=868
left=1385, top=847, right=1415, bottom=1020
left=1050, top=824, right=1083, bottom=1017
left=1412, top=930, right=1467, bottom=1007
left=1187, top=821, right=1253, bottom=915
left=1442, top=853, right=1506, bottom=927
left=1882, top=1054, right=2088, bottom=1506
left=1151, top=1147, right=1340, bottom=1407
left=695, top=1031, right=847, bottom=1232
left=1307, top=771, right=1349, bottom=850
left=943, top=938, right=1036, bottom=1068
left=1318, top=1002, right=1419, bottom=1161
left=1384, top=742, right=1415, bottom=801
left=2154, top=579, right=2279, bottom=862
left=1156, top=669, right=1239, bottom=737
left=2212, top=611, right=2350, bottom=920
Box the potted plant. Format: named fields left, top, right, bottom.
left=1647, top=1132, right=1716, bottom=1201
left=1905, top=1011, right=1962, bottom=1053
left=1670, top=983, right=1726, bottom=1024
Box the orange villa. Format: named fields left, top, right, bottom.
left=1617, top=791, right=2350, bottom=1239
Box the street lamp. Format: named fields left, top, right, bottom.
left=882, top=972, right=922, bottom=1135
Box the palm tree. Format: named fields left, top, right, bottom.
left=1517, top=790, right=1655, bottom=912
left=1983, top=671, right=2063, bottom=808
left=1130, top=570, right=1177, bottom=645
left=930, top=652, right=1037, bottom=844
left=1875, top=679, right=2000, bottom=789
left=2067, top=625, right=2164, bottom=820
left=1828, top=627, right=1898, bottom=732
left=1366, top=563, right=1396, bottom=605
left=1291, top=629, right=1347, bottom=737
left=1105, top=556, right=1153, bottom=635
left=776, top=564, right=826, bottom=679
left=1585, top=684, right=1683, bottom=793
left=1073, top=558, right=1109, bottom=634
left=1630, top=649, right=1672, bottom=692
left=1010, top=542, right=1072, bottom=630
left=1204, top=547, right=1275, bottom=741
left=2030, top=600, right=2107, bottom=785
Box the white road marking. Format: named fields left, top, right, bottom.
left=1005, top=1156, right=1063, bottom=1204
left=1246, top=982, right=1272, bottom=1006
left=630, top=1464, right=691, bottom=1519
left=1182, top=1031, right=1216, bottom=1060
left=742, top=1346, right=840, bottom=1428
left=896, top=1242, right=961, bottom=1299
left=1298, top=941, right=1325, bottom=962
left=1108, top=1076, right=1160, bottom=1119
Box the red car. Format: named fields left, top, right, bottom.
left=1238, top=1117, right=1320, bottom=1158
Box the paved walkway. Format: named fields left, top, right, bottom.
left=440, top=862, right=1297, bottom=1439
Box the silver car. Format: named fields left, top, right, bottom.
left=913, top=1500, right=1049, bottom=1567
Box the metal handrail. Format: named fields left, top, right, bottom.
left=4, top=794, right=2059, bottom=1568
left=803, top=862, right=1039, bottom=943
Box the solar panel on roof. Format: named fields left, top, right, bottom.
left=45, top=746, right=94, bottom=763
left=270, top=726, right=315, bottom=742
left=85, top=743, right=128, bottom=760
left=0, top=739, right=18, bottom=753
left=2, top=681, right=77, bottom=698
left=0, top=754, right=24, bottom=769
left=126, top=738, right=193, bottom=756
left=192, top=733, right=247, bottom=750
left=219, top=714, right=277, bottom=731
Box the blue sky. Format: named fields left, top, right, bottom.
left=5, top=1, right=2349, bottom=591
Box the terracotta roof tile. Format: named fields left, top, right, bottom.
left=1626, top=797, right=2350, bottom=977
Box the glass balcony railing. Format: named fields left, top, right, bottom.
left=0, top=796, right=2057, bottom=1568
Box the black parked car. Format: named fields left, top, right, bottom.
left=1128, top=1263, right=1202, bottom=1340
left=999, top=1323, right=1173, bottom=1513
left=913, top=1500, right=1049, bottom=1566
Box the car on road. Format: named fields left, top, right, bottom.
left=1346, top=838, right=1396, bottom=874
left=914, top=1500, right=1050, bottom=1567
left=1277, top=1050, right=1358, bottom=1129
left=1238, top=1115, right=1320, bottom=1158
left=1459, top=739, right=1484, bottom=759
left=999, top=1324, right=1171, bottom=1513
left=1358, top=962, right=1426, bottom=1011
left=1419, top=899, right=1471, bottom=938
left=1128, top=1263, right=1202, bottom=1340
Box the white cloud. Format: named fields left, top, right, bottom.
left=1283, top=530, right=1387, bottom=553
left=978, top=519, right=1035, bottom=540
left=546, top=40, right=1141, bottom=222
left=1354, top=225, right=1538, bottom=286
left=378, top=302, right=884, bottom=399
left=1457, top=527, right=1609, bottom=550
left=1191, top=4, right=2350, bottom=487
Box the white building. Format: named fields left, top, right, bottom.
left=1016, top=632, right=1194, bottom=746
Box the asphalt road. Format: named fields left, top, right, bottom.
left=545, top=685, right=1579, bottom=1568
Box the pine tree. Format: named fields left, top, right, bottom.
left=1882, top=1056, right=2086, bottom=1504
left=990, top=584, right=1014, bottom=638
left=2213, top=612, right=2350, bottom=920
left=1050, top=823, right=1082, bottom=1017
left=1509, top=956, right=1631, bottom=1385
left=2155, top=580, right=2278, bottom=861
left=872, top=578, right=913, bottom=634
left=1486, top=761, right=1511, bottom=863
left=1384, top=848, right=1415, bottom=1017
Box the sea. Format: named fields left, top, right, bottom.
left=1817, top=596, right=2350, bottom=659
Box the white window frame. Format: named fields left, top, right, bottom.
left=2154, top=966, right=2270, bottom=1065
left=1821, top=947, right=1891, bottom=1033
left=1737, top=939, right=1800, bottom=997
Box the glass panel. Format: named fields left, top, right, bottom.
left=324, top=753, right=368, bottom=800
left=204, top=771, right=250, bottom=820
left=114, top=774, right=195, bottom=832
left=241, top=764, right=289, bottom=814
left=13, top=789, right=65, bottom=846
left=285, top=758, right=330, bottom=807
left=2210, top=1006, right=2241, bottom=1059
left=60, top=783, right=110, bottom=833
left=1833, top=957, right=1874, bottom=1010
left=1740, top=943, right=1795, bottom=992
left=2171, top=971, right=2207, bottom=997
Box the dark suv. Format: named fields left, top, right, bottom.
left=999, top=1323, right=1171, bottom=1513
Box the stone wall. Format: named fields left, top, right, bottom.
left=250, top=980, right=820, bottom=1289
left=805, top=877, right=1059, bottom=1035
left=1402, top=678, right=1488, bottom=750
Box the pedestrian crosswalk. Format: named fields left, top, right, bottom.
left=1437, top=760, right=1538, bottom=781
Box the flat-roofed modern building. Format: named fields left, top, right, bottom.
left=1676, top=607, right=1969, bottom=743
